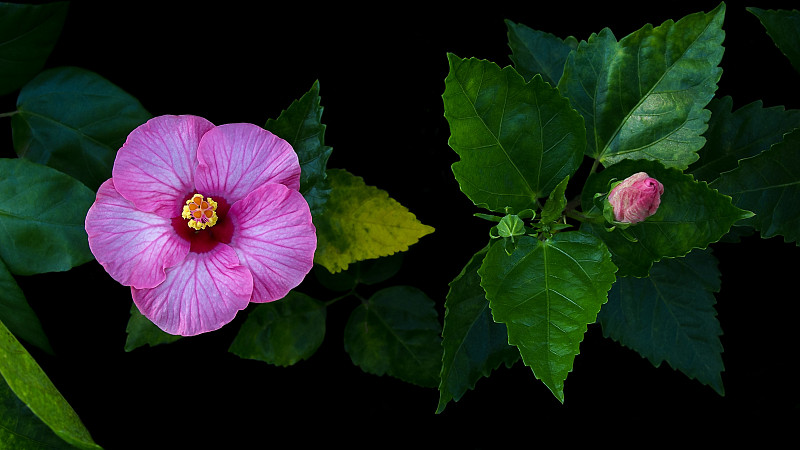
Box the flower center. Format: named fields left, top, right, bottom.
left=181, top=194, right=218, bottom=230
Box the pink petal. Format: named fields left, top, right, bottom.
left=85, top=179, right=189, bottom=289
left=227, top=183, right=315, bottom=303
left=112, top=115, right=215, bottom=218
left=195, top=123, right=301, bottom=204
left=132, top=244, right=254, bottom=336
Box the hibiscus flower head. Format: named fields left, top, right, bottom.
left=85, top=115, right=317, bottom=336
left=607, top=171, right=664, bottom=224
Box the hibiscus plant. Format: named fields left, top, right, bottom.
left=438, top=1, right=800, bottom=414
left=0, top=1, right=798, bottom=447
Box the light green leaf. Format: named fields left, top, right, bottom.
left=558, top=4, right=725, bottom=170
left=124, top=303, right=181, bottom=352
left=600, top=248, right=724, bottom=395
left=313, top=169, right=434, bottom=273
left=711, top=128, right=800, bottom=244
left=0, top=1, right=67, bottom=96
left=0, top=259, right=51, bottom=354
left=12, top=66, right=151, bottom=191
left=479, top=232, right=617, bottom=402
left=689, top=96, right=800, bottom=183
left=581, top=159, right=752, bottom=277
left=229, top=291, right=326, bottom=367
left=344, top=286, right=442, bottom=388
left=0, top=318, right=101, bottom=449
left=443, top=53, right=585, bottom=212
left=506, top=20, right=578, bottom=86
left=540, top=175, right=570, bottom=225
left=748, top=7, right=800, bottom=75
left=0, top=158, right=95, bottom=276
left=438, top=246, right=519, bottom=414
left=265, top=80, right=332, bottom=216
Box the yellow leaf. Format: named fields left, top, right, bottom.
left=313, top=169, right=434, bottom=273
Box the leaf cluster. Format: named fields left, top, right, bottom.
left=439, top=2, right=800, bottom=410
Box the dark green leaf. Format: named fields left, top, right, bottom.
left=711, top=128, right=800, bottom=244
left=314, top=252, right=404, bottom=292
left=506, top=20, right=578, bottom=86
left=0, top=259, right=51, bottom=354
left=12, top=66, right=151, bottom=191
left=558, top=4, right=725, bottom=169
left=312, top=264, right=357, bottom=292
left=124, top=303, right=181, bottom=352
left=265, top=80, right=332, bottom=217
left=0, top=318, right=101, bottom=449
left=0, top=2, right=68, bottom=96
left=581, top=159, right=753, bottom=277
left=443, top=53, right=585, bottom=212
left=600, top=248, right=724, bottom=395
left=0, top=158, right=95, bottom=276
left=689, top=96, right=800, bottom=183
left=229, top=291, right=326, bottom=367
left=0, top=376, right=73, bottom=449
left=437, top=246, right=519, bottom=414
left=344, top=286, right=442, bottom=388
left=479, top=232, right=617, bottom=402
left=748, top=7, right=800, bottom=75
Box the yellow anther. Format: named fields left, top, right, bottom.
left=182, top=194, right=218, bottom=230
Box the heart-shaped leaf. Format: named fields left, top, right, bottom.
left=443, top=53, right=585, bottom=212
left=344, top=286, right=442, bottom=388
left=479, top=232, right=617, bottom=402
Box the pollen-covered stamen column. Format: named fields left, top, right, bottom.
left=182, top=194, right=218, bottom=230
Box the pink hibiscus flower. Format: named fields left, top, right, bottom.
left=85, top=115, right=316, bottom=336
left=607, top=172, right=664, bottom=224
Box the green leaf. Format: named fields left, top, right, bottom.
left=710, top=128, right=800, bottom=244
left=229, top=291, right=326, bottom=367
left=0, top=2, right=68, bottom=96
left=506, top=20, right=578, bottom=86
left=581, top=159, right=752, bottom=277
left=540, top=175, right=570, bottom=225
left=748, top=7, right=800, bottom=75
left=313, top=253, right=404, bottom=292
left=344, top=286, right=442, bottom=388
left=0, top=376, right=74, bottom=449
left=443, top=53, right=585, bottom=212
left=613, top=252, right=724, bottom=383
left=12, top=66, right=151, bottom=191
left=479, top=232, right=617, bottom=402
left=689, top=96, right=800, bottom=183
left=437, top=246, right=519, bottom=414
left=557, top=4, right=725, bottom=170
left=0, top=318, right=101, bottom=449
left=0, top=259, right=51, bottom=354
left=313, top=169, right=434, bottom=273
left=265, top=80, right=332, bottom=216
left=124, top=303, right=181, bottom=352
left=0, top=158, right=95, bottom=276
left=600, top=248, right=724, bottom=395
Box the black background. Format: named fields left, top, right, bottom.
left=4, top=1, right=800, bottom=447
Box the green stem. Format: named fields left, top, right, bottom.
left=325, top=288, right=357, bottom=307
left=564, top=195, right=604, bottom=224
left=0, top=111, right=18, bottom=118
left=565, top=209, right=603, bottom=224
left=589, top=157, right=601, bottom=174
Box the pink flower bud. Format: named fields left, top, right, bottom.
left=607, top=172, right=664, bottom=224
